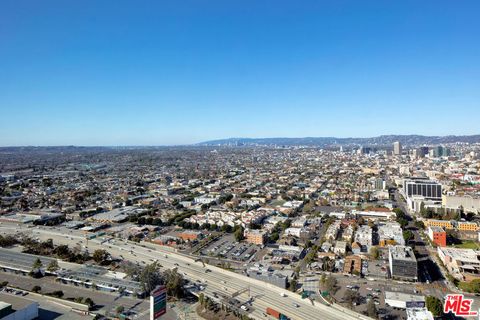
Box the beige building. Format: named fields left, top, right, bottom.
left=443, top=195, right=480, bottom=214
left=424, top=219, right=454, bottom=230
left=243, top=229, right=267, bottom=245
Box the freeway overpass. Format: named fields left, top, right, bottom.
left=0, top=224, right=370, bottom=320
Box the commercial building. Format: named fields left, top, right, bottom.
left=385, top=291, right=425, bottom=309
left=404, top=179, right=442, bottom=199
left=427, top=226, right=446, bottom=247
left=374, top=178, right=386, bottom=191
left=247, top=270, right=288, bottom=289
left=406, top=308, right=434, bottom=320
left=388, top=246, right=418, bottom=281
left=430, top=146, right=451, bottom=158
left=437, top=247, right=480, bottom=281
left=413, top=147, right=429, bottom=159
left=353, top=210, right=396, bottom=220
left=442, top=195, right=480, bottom=214
left=177, top=230, right=203, bottom=242
left=0, top=294, right=38, bottom=320
left=403, top=179, right=443, bottom=212
left=393, top=142, right=402, bottom=156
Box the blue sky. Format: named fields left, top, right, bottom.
left=1, top=1, right=479, bottom=146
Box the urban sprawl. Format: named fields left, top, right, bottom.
left=1, top=142, right=480, bottom=320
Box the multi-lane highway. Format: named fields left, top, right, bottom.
left=0, top=223, right=370, bottom=320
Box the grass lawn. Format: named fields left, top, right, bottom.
left=452, top=240, right=480, bottom=250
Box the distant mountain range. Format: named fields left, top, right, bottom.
left=198, top=135, right=480, bottom=147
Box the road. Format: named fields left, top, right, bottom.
left=392, top=189, right=453, bottom=298
left=0, top=223, right=370, bottom=320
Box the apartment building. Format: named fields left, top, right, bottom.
left=378, top=222, right=405, bottom=247
left=244, top=229, right=267, bottom=245
left=427, top=226, right=446, bottom=247
left=354, top=225, right=372, bottom=253
left=424, top=219, right=454, bottom=230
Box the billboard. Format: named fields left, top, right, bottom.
left=150, top=285, right=167, bottom=320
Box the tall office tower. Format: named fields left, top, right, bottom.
left=393, top=141, right=402, bottom=155
left=413, top=146, right=429, bottom=158
left=431, top=146, right=451, bottom=158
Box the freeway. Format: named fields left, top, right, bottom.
left=0, top=223, right=370, bottom=320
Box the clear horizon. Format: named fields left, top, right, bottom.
left=1, top=1, right=479, bottom=146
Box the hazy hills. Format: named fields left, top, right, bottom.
left=198, top=135, right=480, bottom=147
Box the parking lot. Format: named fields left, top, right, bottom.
left=201, top=234, right=260, bottom=263
left=331, top=274, right=419, bottom=319
left=0, top=272, right=150, bottom=318
left=365, top=259, right=389, bottom=279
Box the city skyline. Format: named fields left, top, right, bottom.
left=1, top=1, right=480, bottom=146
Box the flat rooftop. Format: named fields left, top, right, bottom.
left=0, top=292, right=37, bottom=311
left=385, top=291, right=425, bottom=302
left=389, top=245, right=417, bottom=262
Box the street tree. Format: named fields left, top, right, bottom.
left=139, top=262, right=163, bottom=294
left=47, top=260, right=59, bottom=272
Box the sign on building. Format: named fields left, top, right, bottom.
left=150, top=285, right=167, bottom=320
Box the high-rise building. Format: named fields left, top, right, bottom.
left=360, top=146, right=371, bottom=155
left=393, top=141, right=402, bottom=155
left=374, top=178, right=386, bottom=190
left=413, top=146, right=429, bottom=158
left=430, top=146, right=451, bottom=158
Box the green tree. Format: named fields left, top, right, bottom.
left=199, top=293, right=205, bottom=307
left=426, top=296, right=443, bottom=317
left=403, top=230, right=414, bottom=243
left=324, top=275, right=338, bottom=294
left=116, top=306, right=125, bottom=314
left=47, top=260, right=59, bottom=272
left=164, top=268, right=185, bottom=298
left=343, top=289, right=360, bottom=308
left=32, top=257, right=43, bottom=270
left=414, top=220, right=425, bottom=230
left=234, top=226, right=245, bottom=242
left=31, top=285, right=41, bottom=293
left=320, top=274, right=326, bottom=285
left=92, top=249, right=111, bottom=265
left=139, top=262, right=163, bottom=294
left=370, top=246, right=380, bottom=259
left=84, top=297, right=95, bottom=308
left=289, top=279, right=297, bottom=292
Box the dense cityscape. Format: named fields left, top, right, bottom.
left=2, top=1, right=479, bottom=320
left=0, top=140, right=480, bottom=319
